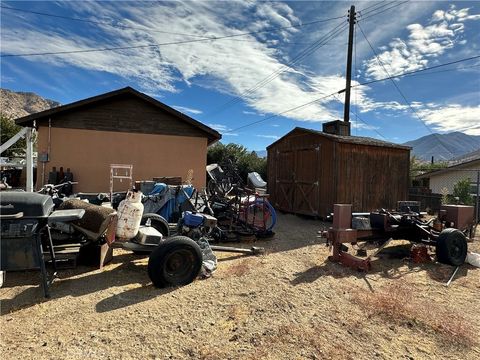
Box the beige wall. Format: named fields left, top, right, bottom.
left=429, top=161, right=480, bottom=194
left=36, top=127, right=208, bottom=192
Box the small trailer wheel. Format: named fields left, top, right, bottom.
left=148, top=236, right=202, bottom=288
left=436, top=228, right=467, bottom=266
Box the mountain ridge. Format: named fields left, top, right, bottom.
left=1, top=88, right=478, bottom=161
left=0, top=88, right=60, bottom=120
left=403, top=132, right=480, bottom=161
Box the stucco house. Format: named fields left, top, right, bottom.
left=15, top=87, right=221, bottom=192
left=415, top=153, right=480, bottom=195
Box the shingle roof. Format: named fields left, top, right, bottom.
left=15, top=86, right=221, bottom=144
left=267, top=127, right=411, bottom=150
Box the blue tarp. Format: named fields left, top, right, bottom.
left=142, top=183, right=194, bottom=222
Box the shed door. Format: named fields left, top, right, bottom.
left=275, top=150, right=295, bottom=212
left=293, top=146, right=320, bottom=216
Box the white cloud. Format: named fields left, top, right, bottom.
left=256, top=134, right=280, bottom=139
left=417, top=104, right=480, bottom=135
left=207, top=123, right=238, bottom=136
left=0, top=1, right=344, bottom=123
left=207, top=123, right=230, bottom=132
left=172, top=105, right=203, bottom=115
left=363, top=7, right=478, bottom=80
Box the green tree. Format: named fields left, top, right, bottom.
left=452, top=178, right=474, bottom=205
left=207, top=142, right=267, bottom=182
left=0, top=113, right=26, bottom=157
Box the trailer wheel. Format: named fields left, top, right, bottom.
left=148, top=236, right=202, bottom=288
left=436, top=228, right=467, bottom=266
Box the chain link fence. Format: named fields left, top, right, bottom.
left=410, top=168, right=480, bottom=223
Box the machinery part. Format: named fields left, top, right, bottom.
left=436, top=228, right=468, bottom=266
left=445, top=266, right=460, bottom=287
left=210, top=245, right=265, bottom=255
left=147, top=236, right=202, bottom=288
left=133, top=213, right=169, bottom=255
left=141, top=213, right=169, bottom=237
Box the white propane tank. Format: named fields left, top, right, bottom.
left=116, top=189, right=144, bottom=240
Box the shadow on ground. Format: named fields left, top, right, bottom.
left=290, top=243, right=476, bottom=288
left=0, top=252, right=169, bottom=315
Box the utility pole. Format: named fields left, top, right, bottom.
left=343, top=5, right=356, bottom=123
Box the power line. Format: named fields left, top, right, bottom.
left=353, top=57, right=480, bottom=88
left=358, top=1, right=388, bottom=13
left=357, top=22, right=455, bottom=157
left=0, top=5, right=211, bottom=38
left=204, top=21, right=348, bottom=118
left=210, top=4, right=414, bottom=124
left=359, top=1, right=410, bottom=22
left=332, top=93, right=387, bottom=139
left=359, top=1, right=394, bottom=16
left=230, top=91, right=341, bottom=132
left=0, top=5, right=345, bottom=57
left=228, top=56, right=479, bottom=133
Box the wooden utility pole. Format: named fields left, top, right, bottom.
left=343, top=5, right=356, bottom=123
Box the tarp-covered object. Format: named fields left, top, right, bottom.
left=142, top=183, right=194, bottom=222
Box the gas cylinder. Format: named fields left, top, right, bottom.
left=116, top=189, right=144, bottom=240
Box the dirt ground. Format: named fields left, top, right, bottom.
left=1, top=213, right=479, bottom=360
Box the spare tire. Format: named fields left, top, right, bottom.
left=148, top=236, right=202, bottom=288
left=436, top=228, right=467, bottom=266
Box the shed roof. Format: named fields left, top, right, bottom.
left=267, top=127, right=411, bottom=150
left=15, top=87, right=221, bottom=144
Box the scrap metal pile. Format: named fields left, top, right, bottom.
left=203, top=160, right=276, bottom=241
left=320, top=202, right=474, bottom=272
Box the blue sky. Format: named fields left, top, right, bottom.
left=1, top=1, right=479, bottom=151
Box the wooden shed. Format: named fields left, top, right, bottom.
left=15, top=87, right=221, bottom=192
left=267, top=126, right=411, bottom=218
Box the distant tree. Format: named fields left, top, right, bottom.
left=207, top=142, right=267, bottom=181
left=410, top=155, right=449, bottom=186
left=0, top=113, right=27, bottom=157
left=452, top=178, right=474, bottom=205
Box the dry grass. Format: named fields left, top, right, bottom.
left=355, top=283, right=477, bottom=348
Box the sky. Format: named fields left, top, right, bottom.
left=1, top=0, right=479, bottom=151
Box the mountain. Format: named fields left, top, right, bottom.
left=0, top=88, right=60, bottom=120
left=403, top=132, right=480, bottom=161
left=254, top=150, right=267, bottom=158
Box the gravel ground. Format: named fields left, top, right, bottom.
left=1, top=213, right=479, bottom=359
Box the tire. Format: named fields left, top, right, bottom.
left=141, top=213, right=169, bottom=237
left=436, top=228, right=467, bottom=266
left=147, top=236, right=202, bottom=288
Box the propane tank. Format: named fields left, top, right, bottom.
left=116, top=189, right=144, bottom=240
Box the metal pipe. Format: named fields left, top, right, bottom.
left=26, top=127, right=34, bottom=192
left=476, top=171, right=479, bottom=224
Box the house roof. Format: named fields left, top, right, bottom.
left=266, top=127, right=411, bottom=150
left=415, top=153, right=480, bottom=179
left=15, top=86, right=221, bottom=144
